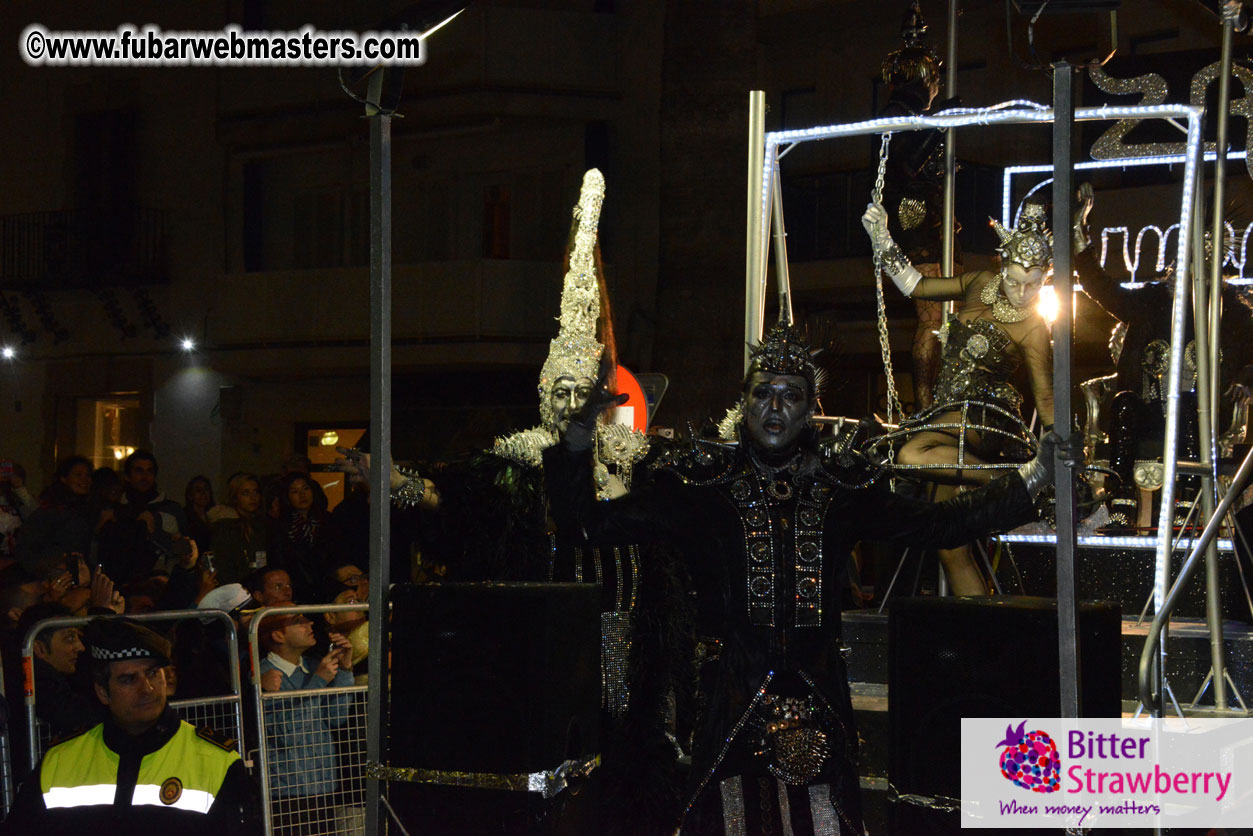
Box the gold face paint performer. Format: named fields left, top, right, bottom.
left=861, top=200, right=1056, bottom=594
left=338, top=171, right=689, bottom=834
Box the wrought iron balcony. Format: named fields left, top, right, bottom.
left=0, top=207, right=169, bottom=290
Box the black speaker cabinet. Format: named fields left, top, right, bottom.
left=888, top=595, right=1122, bottom=836
left=386, top=582, right=602, bottom=835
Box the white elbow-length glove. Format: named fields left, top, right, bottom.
left=862, top=202, right=922, bottom=297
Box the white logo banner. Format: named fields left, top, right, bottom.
left=960, top=717, right=1253, bottom=829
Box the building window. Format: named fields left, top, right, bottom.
left=77, top=396, right=143, bottom=470
left=483, top=185, right=512, bottom=259
left=292, top=187, right=368, bottom=270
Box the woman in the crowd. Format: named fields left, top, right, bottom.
left=16, top=456, right=97, bottom=576
left=268, top=472, right=332, bottom=602
left=209, top=472, right=269, bottom=585
left=183, top=475, right=215, bottom=551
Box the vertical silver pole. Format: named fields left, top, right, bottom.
left=366, top=110, right=393, bottom=836
left=1198, top=9, right=1237, bottom=709
left=940, top=0, right=958, bottom=291
left=1152, top=108, right=1207, bottom=716
left=771, top=171, right=793, bottom=327
left=1211, top=7, right=1238, bottom=425
left=745, top=91, right=767, bottom=371
left=1052, top=63, right=1080, bottom=719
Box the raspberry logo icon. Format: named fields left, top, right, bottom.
left=996, top=720, right=1060, bottom=793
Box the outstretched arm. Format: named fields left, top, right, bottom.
left=862, top=202, right=968, bottom=301
left=335, top=447, right=441, bottom=511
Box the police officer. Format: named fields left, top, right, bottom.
left=2, top=618, right=260, bottom=834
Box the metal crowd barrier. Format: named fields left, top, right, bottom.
left=248, top=603, right=369, bottom=836
left=0, top=645, right=13, bottom=817
left=21, top=609, right=246, bottom=771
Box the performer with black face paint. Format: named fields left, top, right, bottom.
left=544, top=323, right=1066, bottom=836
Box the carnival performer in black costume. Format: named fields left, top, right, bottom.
left=861, top=200, right=1054, bottom=594
left=544, top=323, right=1066, bottom=836
left=879, top=0, right=961, bottom=411
left=338, top=170, right=690, bottom=835
left=1073, top=184, right=1253, bottom=529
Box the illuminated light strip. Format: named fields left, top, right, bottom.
left=1155, top=112, right=1204, bottom=619
left=759, top=104, right=1212, bottom=273
left=756, top=100, right=1205, bottom=626
left=1001, top=150, right=1249, bottom=228
left=995, top=533, right=1236, bottom=552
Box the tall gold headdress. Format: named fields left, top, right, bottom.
left=538, top=169, right=606, bottom=428
left=990, top=203, right=1053, bottom=270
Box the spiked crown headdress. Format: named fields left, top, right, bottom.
left=990, top=202, right=1053, bottom=270
left=538, top=169, right=606, bottom=427
left=745, top=323, right=827, bottom=398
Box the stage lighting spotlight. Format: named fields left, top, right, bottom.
left=181, top=337, right=196, bottom=351
left=1, top=347, right=14, bottom=360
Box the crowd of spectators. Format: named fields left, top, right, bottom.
left=0, top=449, right=374, bottom=793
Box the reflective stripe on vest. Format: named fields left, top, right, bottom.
left=43, top=784, right=116, bottom=809
left=132, top=782, right=216, bottom=812
left=41, top=720, right=237, bottom=813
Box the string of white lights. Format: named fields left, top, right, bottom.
left=995, top=533, right=1236, bottom=551
left=1154, top=110, right=1205, bottom=618
left=1003, top=151, right=1253, bottom=285
left=1000, top=149, right=1249, bottom=229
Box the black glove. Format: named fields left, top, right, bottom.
left=563, top=358, right=628, bottom=453
left=1019, top=431, right=1084, bottom=498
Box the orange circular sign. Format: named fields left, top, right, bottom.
left=613, top=365, right=648, bottom=432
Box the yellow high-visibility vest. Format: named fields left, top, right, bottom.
left=40, top=721, right=239, bottom=814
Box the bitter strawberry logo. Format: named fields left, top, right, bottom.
left=996, top=720, right=1061, bottom=793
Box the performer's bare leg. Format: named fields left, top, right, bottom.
left=900, top=422, right=996, bottom=596
left=897, top=421, right=998, bottom=486
left=912, top=263, right=945, bottom=412
left=931, top=483, right=990, bottom=596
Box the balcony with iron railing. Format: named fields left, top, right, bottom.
left=0, top=208, right=170, bottom=290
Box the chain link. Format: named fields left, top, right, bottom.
left=871, top=132, right=905, bottom=428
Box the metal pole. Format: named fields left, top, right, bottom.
left=745, top=91, right=767, bottom=371
left=771, top=170, right=793, bottom=327
left=1195, top=8, right=1239, bottom=709
left=1150, top=108, right=1207, bottom=718
left=1211, top=5, right=1239, bottom=426
left=1051, top=62, right=1080, bottom=719
left=366, top=109, right=393, bottom=836
left=1139, top=442, right=1253, bottom=711
left=940, top=0, right=959, bottom=290
left=1193, top=152, right=1227, bottom=710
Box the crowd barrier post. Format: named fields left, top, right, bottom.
left=248, top=603, right=369, bottom=836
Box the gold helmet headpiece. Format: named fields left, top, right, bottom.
left=538, top=169, right=606, bottom=428
left=882, top=1, right=942, bottom=88
left=990, top=202, right=1053, bottom=270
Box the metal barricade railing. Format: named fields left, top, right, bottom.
left=0, top=643, right=13, bottom=817
left=248, top=603, right=369, bottom=836
left=21, top=609, right=246, bottom=772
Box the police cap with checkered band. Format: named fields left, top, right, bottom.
left=84, top=618, right=171, bottom=666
